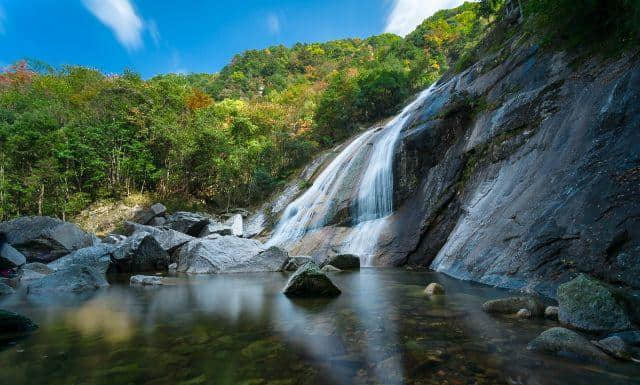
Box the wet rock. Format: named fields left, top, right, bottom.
left=321, top=265, right=342, bottom=273
left=283, top=263, right=341, bottom=297
left=0, top=233, right=26, bottom=269
left=25, top=265, right=108, bottom=295
left=0, top=216, right=97, bottom=263
left=47, top=244, right=114, bottom=274
left=19, top=262, right=54, bottom=282
left=527, top=327, right=609, bottom=362
left=176, top=237, right=287, bottom=274
left=199, top=222, right=233, bottom=237
left=320, top=254, right=360, bottom=270
left=517, top=308, right=532, bottom=319
left=164, top=212, right=212, bottom=236
left=111, top=232, right=169, bottom=272
left=124, top=222, right=193, bottom=253
left=424, top=282, right=445, bottom=296
left=482, top=296, right=545, bottom=316
left=226, top=214, right=244, bottom=237
left=557, top=274, right=634, bottom=333
left=0, top=309, right=38, bottom=333
left=283, top=256, right=316, bottom=271
left=545, top=306, right=559, bottom=320
left=592, top=335, right=637, bottom=361
left=0, top=283, right=14, bottom=296
left=130, top=275, right=165, bottom=286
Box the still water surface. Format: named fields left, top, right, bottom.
left=0, top=269, right=638, bottom=385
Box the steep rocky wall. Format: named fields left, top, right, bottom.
left=389, top=35, right=640, bottom=297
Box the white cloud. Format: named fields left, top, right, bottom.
left=266, top=13, right=280, bottom=35
left=82, top=0, right=144, bottom=50
left=147, top=19, right=160, bottom=47
left=384, top=0, right=474, bottom=36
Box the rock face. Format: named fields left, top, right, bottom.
left=0, top=310, right=38, bottom=333
left=0, top=216, right=97, bottom=263
left=111, top=232, right=169, bottom=272
left=124, top=222, right=194, bottom=253
left=482, top=296, right=545, bottom=316
left=25, top=265, right=108, bottom=295
left=527, top=327, right=609, bottom=362
left=557, top=274, right=636, bottom=333
left=175, top=237, right=288, bottom=274
left=283, top=263, right=341, bottom=297
left=47, top=244, right=114, bottom=274
left=320, top=254, right=360, bottom=270
left=0, top=233, right=26, bottom=269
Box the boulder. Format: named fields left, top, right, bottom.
left=283, top=263, right=341, bottom=297
left=148, top=216, right=166, bottom=227
left=0, top=233, right=26, bottom=269
left=482, top=296, right=545, bottom=316
left=175, top=237, right=287, bottom=274
left=424, top=282, right=445, bottom=296
left=130, top=275, right=165, bottom=286
left=133, top=203, right=166, bottom=225
left=517, top=309, right=532, bottom=319
left=545, top=306, right=559, bottom=320
left=557, top=274, right=635, bottom=333
left=25, top=265, right=108, bottom=295
left=199, top=222, right=233, bottom=237
left=164, top=212, right=212, bottom=236
left=226, top=214, right=244, bottom=237
left=0, top=216, right=97, bottom=262
left=320, top=254, right=360, bottom=270
left=0, top=283, right=14, bottom=296
left=527, top=327, right=609, bottom=362
left=283, top=256, right=316, bottom=271
left=592, top=331, right=640, bottom=361
left=150, top=203, right=167, bottom=217
left=102, top=234, right=127, bottom=244
left=19, top=262, right=54, bottom=282
left=321, top=265, right=342, bottom=273
left=0, top=310, right=38, bottom=333
left=47, top=244, right=115, bottom=274
left=111, top=232, right=169, bottom=272
left=124, top=222, right=193, bottom=252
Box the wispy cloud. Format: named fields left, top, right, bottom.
left=384, top=0, right=474, bottom=36
left=147, top=19, right=160, bottom=47
left=266, top=13, right=280, bottom=35
left=82, top=0, right=144, bottom=50
left=0, top=5, right=6, bottom=35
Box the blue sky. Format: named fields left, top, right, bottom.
left=0, top=0, right=470, bottom=78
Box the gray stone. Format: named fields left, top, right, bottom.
left=199, top=221, right=233, bottom=237
left=226, top=214, right=244, bottom=237
left=0, top=310, right=38, bottom=333
left=320, top=254, right=360, bottom=270
left=124, top=222, right=193, bottom=252
left=284, top=256, right=316, bottom=271
left=557, top=274, right=634, bottom=333
left=0, top=283, right=14, bottom=296
left=424, top=282, right=445, bottom=295
left=592, top=336, right=637, bottom=361
left=150, top=203, right=167, bottom=216
left=164, top=212, right=212, bottom=236
left=527, top=327, right=609, bottom=362
left=19, top=262, right=55, bottom=282
left=111, top=232, right=169, bottom=272
left=0, top=216, right=97, bottom=263
left=283, top=263, right=341, bottom=297
left=517, top=308, right=532, bottom=319
left=545, top=306, right=559, bottom=320
left=0, top=233, right=27, bottom=268
left=321, top=265, right=342, bottom=273
left=47, top=244, right=115, bottom=274
left=102, top=234, right=127, bottom=244
left=25, top=265, right=108, bottom=295
left=148, top=216, right=166, bottom=227
left=130, top=275, right=165, bottom=286
left=482, top=296, right=545, bottom=316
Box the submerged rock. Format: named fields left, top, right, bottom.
left=320, top=254, right=360, bottom=270
left=25, top=265, right=108, bottom=295
left=47, top=244, right=114, bottom=274
left=527, top=327, right=609, bottom=362
left=0, top=309, right=38, bottom=333
left=482, top=296, right=544, bottom=316
left=424, top=282, right=445, bottom=296
left=557, top=274, right=636, bottom=333
left=0, top=216, right=97, bottom=263
left=111, top=232, right=169, bottom=272
left=283, top=263, right=341, bottom=297
left=0, top=233, right=26, bottom=269
left=283, top=256, right=316, bottom=271
left=130, top=275, right=165, bottom=286
left=517, top=308, right=532, bottom=319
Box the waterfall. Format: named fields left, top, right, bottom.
left=267, top=85, right=436, bottom=264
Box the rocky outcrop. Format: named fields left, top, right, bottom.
left=527, top=327, right=609, bottom=362
left=0, top=310, right=38, bottom=333
left=175, top=236, right=288, bottom=274
left=25, top=265, right=108, bottom=295
left=0, top=216, right=97, bottom=263
left=557, top=274, right=638, bottom=333
left=283, top=263, right=341, bottom=297
left=111, top=232, right=169, bottom=272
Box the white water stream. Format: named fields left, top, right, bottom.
left=268, top=85, right=436, bottom=265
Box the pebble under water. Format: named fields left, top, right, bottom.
left=0, top=269, right=638, bottom=385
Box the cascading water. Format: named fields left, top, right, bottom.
left=267, top=85, right=436, bottom=264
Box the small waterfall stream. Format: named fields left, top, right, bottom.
left=268, top=85, right=436, bottom=265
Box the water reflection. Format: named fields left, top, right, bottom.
left=0, top=270, right=638, bottom=385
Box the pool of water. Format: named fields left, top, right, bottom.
left=0, top=269, right=638, bottom=385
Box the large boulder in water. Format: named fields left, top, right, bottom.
left=164, top=212, right=212, bottom=236
left=175, top=236, right=288, bottom=274
left=124, top=222, right=193, bottom=252
left=47, top=244, right=115, bottom=274
left=283, top=263, right=341, bottom=297
left=0, top=216, right=97, bottom=263
left=527, top=327, right=609, bottom=362
left=557, top=274, right=637, bottom=332
left=0, top=233, right=26, bottom=269
left=320, top=254, right=360, bottom=270
left=0, top=310, right=38, bottom=333
left=25, top=265, right=108, bottom=295
left=111, top=232, right=169, bottom=272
